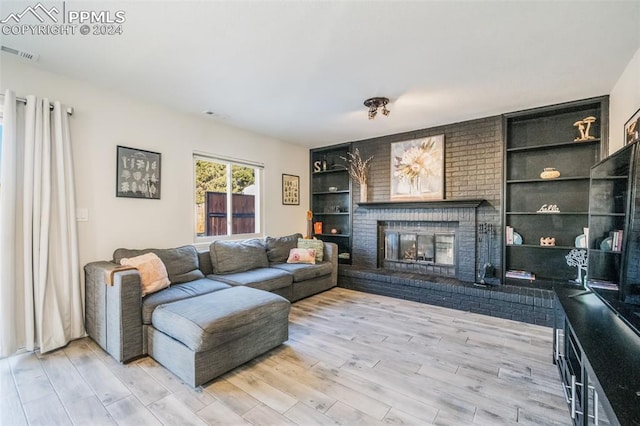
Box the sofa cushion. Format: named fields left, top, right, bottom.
left=286, top=248, right=316, bottom=264
left=141, top=278, right=230, bottom=324
left=297, top=238, right=324, bottom=262
left=120, top=253, right=170, bottom=296
left=265, top=233, right=303, bottom=263
left=271, top=262, right=333, bottom=282
left=197, top=250, right=214, bottom=276
left=207, top=268, right=292, bottom=292
left=209, top=239, right=268, bottom=274
left=152, top=286, right=290, bottom=353
left=114, top=246, right=204, bottom=284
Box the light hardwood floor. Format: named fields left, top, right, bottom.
left=1, top=288, right=570, bottom=425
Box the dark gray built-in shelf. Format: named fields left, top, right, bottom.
left=503, top=96, right=608, bottom=284
left=310, top=143, right=353, bottom=264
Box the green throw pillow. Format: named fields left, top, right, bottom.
left=298, top=238, right=323, bottom=263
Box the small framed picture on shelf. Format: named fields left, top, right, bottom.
left=282, top=174, right=300, bottom=205
left=624, top=107, right=640, bottom=145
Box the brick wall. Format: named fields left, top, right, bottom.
left=350, top=116, right=503, bottom=281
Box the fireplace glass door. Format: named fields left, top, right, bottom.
left=399, top=233, right=417, bottom=261
left=417, top=234, right=434, bottom=262
left=434, top=233, right=455, bottom=265
left=384, top=231, right=453, bottom=266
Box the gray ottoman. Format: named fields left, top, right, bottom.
left=148, top=286, right=290, bottom=387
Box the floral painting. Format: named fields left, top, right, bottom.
left=116, top=146, right=161, bottom=199
left=391, top=135, right=444, bottom=200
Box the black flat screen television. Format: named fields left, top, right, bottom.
left=587, top=140, right=640, bottom=336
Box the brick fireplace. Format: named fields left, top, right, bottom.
left=352, top=200, right=482, bottom=282
left=336, top=117, right=555, bottom=326
left=342, top=198, right=555, bottom=326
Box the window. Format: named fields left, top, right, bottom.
left=194, top=154, right=263, bottom=240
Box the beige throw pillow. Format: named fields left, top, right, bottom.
left=120, top=252, right=170, bottom=296
left=286, top=248, right=316, bottom=264
left=297, top=238, right=324, bottom=262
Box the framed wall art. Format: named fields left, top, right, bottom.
left=282, top=174, right=300, bottom=205
left=625, top=107, right=640, bottom=145
left=116, top=145, right=161, bottom=199
left=390, top=135, right=445, bottom=200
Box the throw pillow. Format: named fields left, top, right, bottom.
left=297, top=238, right=324, bottom=262
left=286, top=248, right=316, bottom=264
left=113, top=246, right=204, bottom=284
left=119, top=252, right=170, bottom=296
left=265, top=233, right=303, bottom=263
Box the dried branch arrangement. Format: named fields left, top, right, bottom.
left=341, top=148, right=374, bottom=185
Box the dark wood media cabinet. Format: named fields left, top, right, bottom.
left=554, top=287, right=640, bottom=425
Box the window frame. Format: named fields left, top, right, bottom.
left=193, top=152, right=264, bottom=243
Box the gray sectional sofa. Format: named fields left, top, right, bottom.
left=84, top=233, right=337, bottom=386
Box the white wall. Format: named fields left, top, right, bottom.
left=1, top=55, right=309, bottom=267
left=5, top=46, right=637, bottom=267
left=609, top=47, right=640, bottom=154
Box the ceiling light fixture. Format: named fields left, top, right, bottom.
left=364, top=97, right=390, bottom=120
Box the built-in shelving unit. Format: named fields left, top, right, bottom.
left=503, top=96, right=608, bottom=285
left=310, top=143, right=352, bottom=264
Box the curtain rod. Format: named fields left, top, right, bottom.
left=1, top=94, right=74, bottom=115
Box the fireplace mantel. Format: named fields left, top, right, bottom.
left=357, top=199, right=485, bottom=210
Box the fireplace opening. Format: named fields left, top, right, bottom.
left=378, top=221, right=459, bottom=278
left=384, top=231, right=455, bottom=266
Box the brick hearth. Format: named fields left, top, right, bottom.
left=338, top=267, right=555, bottom=326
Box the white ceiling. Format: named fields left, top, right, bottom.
left=2, top=1, right=639, bottom=148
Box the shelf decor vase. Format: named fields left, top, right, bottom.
left=359, top=183, right=368, bottom=203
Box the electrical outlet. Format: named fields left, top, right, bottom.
left=76, top=208, right=89, bottom=222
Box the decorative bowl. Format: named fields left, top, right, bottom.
left=540, top=168, right=560, bottom=179
left=513, top=232, right=523, bottom=245
left=328, top=186, right=338, bottom=192
left=600, top=237, right=612, bottom=251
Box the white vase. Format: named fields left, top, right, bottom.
left=359, top=183, right=368, bottom=203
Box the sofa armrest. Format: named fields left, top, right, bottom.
left=84, top=261, right=143, bottom=362
left=323, top=242, right=338, bottom=286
